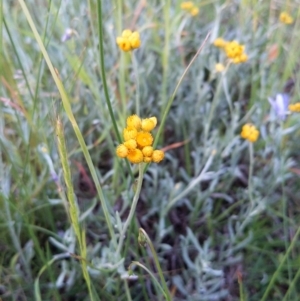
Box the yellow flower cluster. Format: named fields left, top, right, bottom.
left=180, top=1, right=199, bottom=16
left=116, top=115, right=165, bottom=164
left=213, top=38, right=248, bottom=64
left=279, top=12, right=293, bottom=24
left=215, top=63, right=225, bottom=73
left=240, top=124, right=259, bottom=143
left=116, top=29, right=141, bottom=52
left=289, top=102, right=300, bottom=112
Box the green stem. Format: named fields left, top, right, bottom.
left=260, top=225, right=300, bottom=301
left=0, top=0, right=3, bottom=73
left=132, top=52, right=140, bottom=116
left=129, top=261, right=167, bottom=299
left=154, top=32, right=211, bottom=150
left=204, top=61, right=230, bottom=143
left=116, top=163, right=144, bottom=256
left=248, top=142, right=254, bottom=208
left=238, top=275, right=245, bottom=301
left=97, top=0, right=133, bottom=179
left=2, top=194, right=32, bottom=280
left=282, top=266, right=300, bottom=301
left=139, top=228, right=172, bottom=301
left=34, top=253, right=70, bottom=301
left=160, top=0, right=171, bottom=120
left=165, top=151, right=214, bottom=213
left=96, top=0, right=121, bottom=143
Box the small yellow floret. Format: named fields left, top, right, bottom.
left=215, top=63, right=225, bottom=72
left=124, top=139, right=137, bottom=150
left=143, top=156, right=152, bottom=163
left=213, top=38, right=227, bottom=48
left=240, top=124, right=259, bottom=143
left=289, top=102, right=300, bottom=112
left=181, top=1, right=194, bottom=10
left=136, top=131, right=153, bottom=148
left=142, top=146, right=154, bottom=157
left=123, top=127, right=137, bottom=141
left=116, top=37, right=131, bottom=52
left=190, top=7, right=199, bottom=16
left=129, top=37, right=141, bottom=49
left=127, top=114, right=142, bottom=130
left=141, top=118, right=156, bottom=132
left=116, top=144, right=128, bottom=158
left=127, top=149, right=143, bottom=164
left=152, top=150, right=165, bottom=163
left=122, top=29, right=133, bottom=38
left=279, top=12, right=293, bottom=24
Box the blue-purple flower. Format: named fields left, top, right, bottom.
left=268, top=93, right=289, bottom=120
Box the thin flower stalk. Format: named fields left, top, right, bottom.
left=116, top=163, right=144, bottom=256
left=138, top=228, right=172, bottom=301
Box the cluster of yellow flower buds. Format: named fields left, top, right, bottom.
left=240, top=124, right=260, bottom=143
left=180, top=1, right=199, bottom=16
left=116, top=29, right=141, bottom=52
left=116, top=115, right=165, bottom=164
left=213, top=38, right=248, bottom=64
left=279, top=11, right=293, bottom=25
left=289, top=102, right=300, bottom=112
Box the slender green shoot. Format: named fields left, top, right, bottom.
left=260, top=225, right=300, bottom=301
left=116, top=163, right=144, bottom=256
left=138, top=228, right=172, bottom=301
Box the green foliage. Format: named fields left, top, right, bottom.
left=1, top=0, right=300, bottom=300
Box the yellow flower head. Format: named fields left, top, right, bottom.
left=123, top=127, right=137, bottom=141
left=224, top=41, right=247, bottom=64
left=289, top=102, right=300, bottom=112
left=181, top=1, right=194, bottom=10
left=225, top=41, right=244, bottom=58
left=190, top=7, right=199, bottom=16
left=116, top=30, right=141, bottom=52
left=136, top=131, right=153, bottom=148
left=127, top=149, right=143, bottom=164
left=279, top=12, right=293, bottom=24
left=124, top=139, right=137, bottom=150
left=215, top=63, right=225, bottom=72
left=127, top=114, right=142, bottom=130
left=116, top=144, right=128, bottom=158
left=152, top=150, right=165, bottom=163
left=116, top=114, right=164, bottom=164
left=141, top=117, right=157, bottom=132
left=181, top=1, right=199, bottom=16
left=213, top=38, right=227, bottom=48
left=240, top=124, right=259, bottom=143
